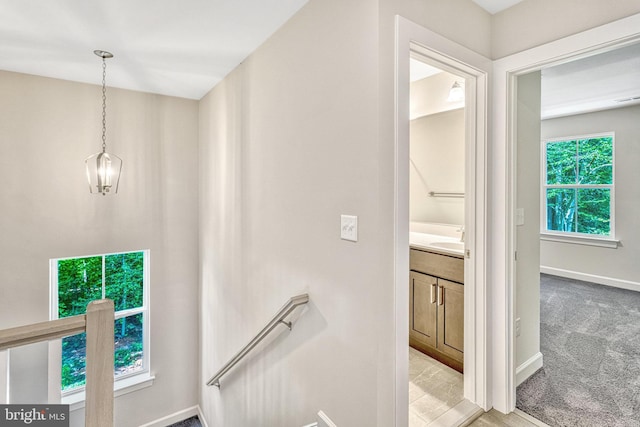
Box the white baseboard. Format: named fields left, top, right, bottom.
left=138, top=405, right=200, bottom=427
left=197, top=405, right=209, bottom=427
left=540, top=266, right=640, bottom=293
left=516, top=352, right=543, bottom=387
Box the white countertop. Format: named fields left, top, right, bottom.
left=409, top=225, right=465, bottom=257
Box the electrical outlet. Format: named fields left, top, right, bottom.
left=340, top=215, right=358, bottom=242
left=516, top=317, right=521, bottom=337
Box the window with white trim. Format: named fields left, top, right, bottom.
left=542, top=133, right=614, bottom=237
left=50, top=250, right=149, bottom=394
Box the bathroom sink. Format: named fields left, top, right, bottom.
left=430, top=241, right=464, bottom=252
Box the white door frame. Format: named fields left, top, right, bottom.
left=395, top=16, right=491, bottom=424
left=491, top=13, right=640, bottom=413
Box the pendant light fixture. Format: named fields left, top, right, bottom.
left=85, top=50, right=122, bottom=195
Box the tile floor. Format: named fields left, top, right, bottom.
left=409, top=347, right=465, bottom=425
left=409, top=347, right=546, bottom=427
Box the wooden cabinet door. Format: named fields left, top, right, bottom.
left=437, top=278, right=464, bottom=362
left=409, top=271, right=437, bottom=348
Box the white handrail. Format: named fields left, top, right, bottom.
left=207, top=293, right=309, bottom=388
left=0, top=299, right=114, bottom=427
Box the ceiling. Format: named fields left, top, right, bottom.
left=0, top=0, right=525, bottom=101
left=0, top=0, right=309, bottom=100
left=409, top=60, right=442, bottom=82
left=411, top=42, right=640, bottom=119
left=541, top=42, right=640, bottom=119
left=2, top=0, right=637, bottom=113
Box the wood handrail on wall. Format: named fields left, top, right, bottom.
left=0, top=299, right=115, bottom=427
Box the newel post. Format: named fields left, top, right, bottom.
left=85, top=299, right=114, bottom=427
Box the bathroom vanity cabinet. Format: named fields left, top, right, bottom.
left=409, top=248, right=464, bottom=373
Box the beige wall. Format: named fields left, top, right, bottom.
left=515, top=71, right=542, bottom=373
left=198, top=0, right=384, bottom=424
left=492, top=0, right=640, bottom=58
left=382, top=0, right=492, bottom=58
left=0, top=71, right=199, bottom=426
left=410, top=72, right=465, bottom=119
left=410, top=109, right=465, bottom=225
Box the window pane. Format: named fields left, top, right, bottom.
left=578, top=137, right=613, bottom=185
left=106, top=252, right=144, bottom=311
left=577, top=188, right=611, bottom=235
left=114, top=314, right=144, bottom=377
left=546, top=140, right=577, bottom=185
left=61, top=314, right=144, bottom=390
left=546, top=188, right=577, bottom=232
left=58, top=257, right=103, bottom=318
left=61, top=333, right=87, bottom=391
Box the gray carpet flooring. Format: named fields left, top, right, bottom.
left=517, top=274, right=640, bottom=427
left=167, top=416, right=202, bottom=427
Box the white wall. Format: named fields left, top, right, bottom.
left=540, top=104, right=640, bottom=286
left=515, top=71, right=542, bottom=381
left=492, top=0, right=640, bottom=58
left=410, top=109, right=465, bottom=225
left=0, top=71, right=199, bottom=426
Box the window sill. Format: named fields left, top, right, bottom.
left=62, top=372, right=155, bottom=411
left=540, top=232, right=619, bottom=248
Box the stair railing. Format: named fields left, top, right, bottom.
left=207, top=293, right=309, bottom=388
left=0, top=299, right=115, bottom=427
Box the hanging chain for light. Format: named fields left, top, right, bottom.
left=86, top=50, right=121, bottom=195
left=101, top=56, right=107, bottom=153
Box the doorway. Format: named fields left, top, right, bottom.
left=512, top=42, right=640, bottom=426
left=492, top=11, right=640, bottom=416
left=395, top=16, right=491, bottom=426
left=408, top=56, right=468, bottom=425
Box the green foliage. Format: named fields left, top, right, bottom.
left=106, top=252, right=144, bottom=311
left=114, top=314, right=144, bottom=375
left=58, top=257, right=102, bottom=319
left=58, top=251, right=145, bottom=390
left=545, top=137, right=612, bottom=235
left=61, top=316, right=145, bottom=389
left=61, top=333, right=87, bottom=391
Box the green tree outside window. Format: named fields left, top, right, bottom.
left=544, top=135, right=613, bottom=236
left=56, top=251, right=146, bottom=391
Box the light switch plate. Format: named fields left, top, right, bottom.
left=340, top=215, right=358, bottom=242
